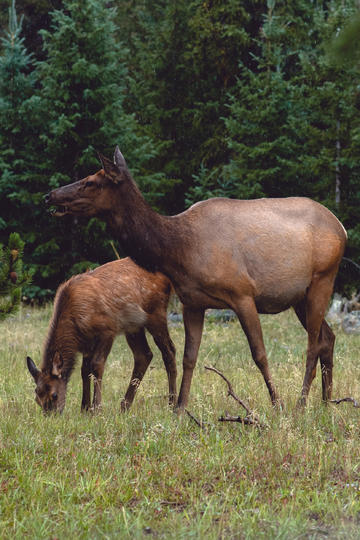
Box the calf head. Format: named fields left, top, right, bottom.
left=27, top=354, right=67, bottom=413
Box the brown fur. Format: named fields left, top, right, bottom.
left=27, top=258, right=176, bottom=412
left=45, top=147, right=347, bottom=409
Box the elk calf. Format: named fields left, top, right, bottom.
left=27, top=258, right=176, bottom=413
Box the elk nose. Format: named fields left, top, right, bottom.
left=44, top=192, right=51, bottom=204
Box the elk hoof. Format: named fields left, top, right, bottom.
left=173, top=404, right=186, bottom=416
left=296, top=396, right=307, bottom=408
left=274, top=398, right=285, bottom=411
left=120, top=399, right=130, bottom=412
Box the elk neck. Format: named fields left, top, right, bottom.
left=107, top=179, right=190, bottom=273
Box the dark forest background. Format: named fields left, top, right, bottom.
left=1, top=0, right=360, bottom=301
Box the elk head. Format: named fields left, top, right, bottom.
left=27, top=354, right=67, bottom=413
left=44, top=147, right=128, bottom=218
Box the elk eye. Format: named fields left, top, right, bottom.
left=52, top=392, right=58, bottom=400
left=85, top=180, right=99, bottom=188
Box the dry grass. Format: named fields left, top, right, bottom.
left=0, top=305, right=360, bottom=538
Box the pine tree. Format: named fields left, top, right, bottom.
left=17, top=0, right=162, bottom=298
left=0, top=1, right=46, bottom=303
left=38, top=0, right=159, bottom=184
left=0, top=0, right=41, bottom=234
left=292, top=2, right=359, bottom=208
left=117, top=0, right=264, bottom=212
left=187, top=0, right=312, bottom=204
left=0, top=233, right=30, bottom=320
left=0, top=0, right=63, bottom=61
left=187, top=0, right=360, bottom=214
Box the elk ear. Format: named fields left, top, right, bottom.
left=113, top=146, right=127, bottom=170
left=97, top=151, right=123, bottom=184
left=27, top=356, right=40, bottom=382
left=97, top=151, right=111, bottom=169
left=51, top=352, right=63, bottom=378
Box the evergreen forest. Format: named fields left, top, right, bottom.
left=1, top=0, right=360, bottom=301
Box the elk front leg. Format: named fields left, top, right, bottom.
left=121, top=329, right=153, bottom=411
left=176, top=306, right=205, bottom=411
left=234, top=296, right=281, bottom=407
left=147, top=313, right=177, bottom=406
left=294, top=301, right=335, bottom=403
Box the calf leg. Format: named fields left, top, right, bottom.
left=176, top=306, right=205, bottom=411
left=121, top=328, right=153, bottom=411
left=91, top=338, right=113, bottom=410
left=233, top=296, right=281, bottom=406
left=147, top=313, right=177, bottom=406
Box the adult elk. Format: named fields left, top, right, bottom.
left=27, top=258, right=176, bottom=413
left=45, top=147, right=347, bottom=409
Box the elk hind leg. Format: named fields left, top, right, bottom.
left=294, top=300, right=335, bottom=403
left=318, top=320, right=335, bottom=401
left=297, top=274, right=336, bottom=406
left=81, top=355, right=92, bottom=411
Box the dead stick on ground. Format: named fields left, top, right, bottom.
left=185, top=409, right=204, bottom=428
left=204, top=365, right=265, bottom=428
left=219, top=413, right=262, bottom=426
left=329, top=397, right=360, bottom=408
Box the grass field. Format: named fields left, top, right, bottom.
left=0, top=304, right=360, bottom=539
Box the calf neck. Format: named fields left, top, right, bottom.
left=46, top=147, right=347, bottom=409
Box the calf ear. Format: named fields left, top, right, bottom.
left=97, top=151, right=123, bottom=184
left=27, top=356, right=40, bottom=382
left=51, top=352, right=63, bottom=378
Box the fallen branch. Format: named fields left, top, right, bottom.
left=219, top=412, right=262, bottom=426
left=185, top=409, right=209, bottom=429
left=185, top=409, right=204, bottom=429
left=329, top=397, right=360, bottom=408
left=204, top=365, right=265, bottom=428
left=204, top=365, right=252, bottom=414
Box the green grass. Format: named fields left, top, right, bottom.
left=1, top=305, right=360, bottom=539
